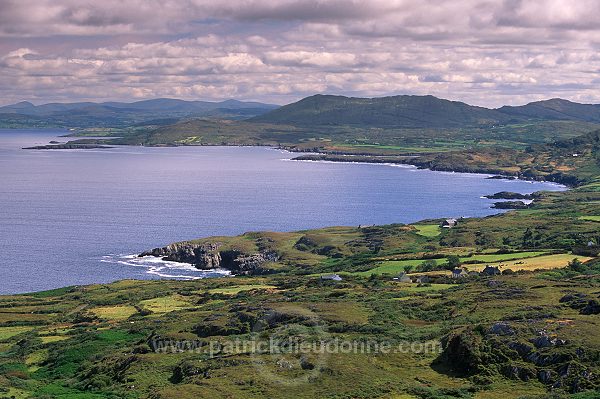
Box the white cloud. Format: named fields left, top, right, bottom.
left=1, top=0, right=600, bottom=106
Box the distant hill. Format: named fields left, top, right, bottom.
left=498, top=98, right=600, bottom=123
left=250, top=94, right=516, bottom=128
left=251, top=94, right=600, bottom=129
left=5, top=94, right=600, bottom=132
left=0, top=98, right=279, bottom=128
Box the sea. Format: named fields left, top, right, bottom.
left=0, top=129, right=566, bottom=294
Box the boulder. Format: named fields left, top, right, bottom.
left=489, top=322, right=515, bottom=336
left=581, top=300, right=600, bottom=315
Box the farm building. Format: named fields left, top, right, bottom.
left=394, top=272, right=413, bottom=283
left=441, top=218, right=458, bottom=228
left=321, top=274, right=343, bottom=281
left=451, top=268, right=469, bottom=278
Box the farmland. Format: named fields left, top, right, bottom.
left=2, top=261, right=600, bottom=398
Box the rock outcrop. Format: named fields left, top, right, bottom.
left=139, top=242, right=279, bottom=275
left=140, top=242, right=223, bottom=267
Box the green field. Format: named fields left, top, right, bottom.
left=0, top=326, right=35, bottom=341
left=91, top=305, right=139, bottom=321
left=413, top=224, right=441, bottom=237
left=459, top=251, right=548, bottom=263
left=2, top=262, right=600, bottom=398
left=464, top=253, right=594, bottom=272
left=579, top=215, right=600, bottom=222
left=139, top=295, right=193, bottom=314
left=358, top=251, right=550, bottom=275
left=207, top=284, right=277, bottom=295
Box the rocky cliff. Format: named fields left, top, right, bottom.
left=139, top=241, right=279, bottom=275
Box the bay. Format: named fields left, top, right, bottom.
left=0, top=129, right=565, bottom=294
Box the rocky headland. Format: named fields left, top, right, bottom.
left=139, top=241, right=279, bottom=275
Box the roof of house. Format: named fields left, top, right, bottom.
left=441, top=218, right=458, bottom=227
left=321, top=274, right=343, bottom=281
left=395, top=272, right=413, bottom=282
left=452, top=268, right=469, bottom=277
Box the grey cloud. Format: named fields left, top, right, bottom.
left=1, top=0, right=600, bottom=107
left=207, top=0, right=405, bottom=22
left=494, top=0, right=600, bottom=30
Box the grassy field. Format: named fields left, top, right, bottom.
left=459, top=251, right=548, bottom=263
left=2, top=264, right=600, bottom=398
left=355, top=259, right=426, bottom=275
left=579, top=215, right=600, bottom=222
left=91, top=305, right=138, bottom=321
left=462, top=253, right=594, bottom=272
left=357, top=251, right=551, bottom=275
left=413, top=224, right=441, bottom=237
left=0, top=326, right=35, bottom=341
left=139, top=295, right=193, bottom=314
left=207, top=284, right=277, bottom=295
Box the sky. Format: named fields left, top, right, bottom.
left=1, top=0, right=600, bottom=107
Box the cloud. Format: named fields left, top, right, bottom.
left=1, top=0, right=600, bottom=106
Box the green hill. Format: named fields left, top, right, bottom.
left=499, top=98, right=600, bottom=122
left=250, top=94, right=516, bottom=128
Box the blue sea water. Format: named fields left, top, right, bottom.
left=0, top=129, right=565, bottom=294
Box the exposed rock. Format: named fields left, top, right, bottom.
left=491, top=200, right=529, bottom=209
left=486, top=280, right=502, bottom=288
left=294, top=235, right=342, bottom=257
left=526, top=352, right=572, bottom=367
left=294, top=235, right=317, bottom=251
left=230, top=251, right=279, bottom=275
left=530, top=331, right=568, bottom=349
left=489, top=322, right=515, bottom=336
left=439, top=329, right=485, bottom=374
left=484, top=191, right=535, bottom=200
left=581, top=300, right=600, bottom=315
left=532, top=336, right=553, bottom=349
left=560, top=293, right=588, bottom=304
left=538, top=369, right=553, bottom=383
left=560, top=293, right=600, bottom=314
left=140, top=241, right=279, bottom=275
left=503, top=364, right=535, bottom=381
left=140, top=242, right=222, bottom=267
left=508, top=341, right=533, bottom=357
left=300, top=356, right=315, bottom=370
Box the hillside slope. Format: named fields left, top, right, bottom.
left=250, top=94, right=516, bottom=128
left=499, top=98, right=600, bottom=122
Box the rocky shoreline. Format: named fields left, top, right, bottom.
left=491, top=200, right=530, bottom=209
left=23, top=143, right=113, bottom=150
left=139, top=241, right=280, bottom=275
left=291, top=153, right=575, bottom=187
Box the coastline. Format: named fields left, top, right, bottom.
left=24, top=133, right=572, bottom=188
left=285, top=151, right=570, bottom=188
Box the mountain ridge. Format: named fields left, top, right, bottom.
left=0, top=98, right=279, bottom=128
left=250, top=94, right=600, bottom=128
left=4, top=94, right=600, bottom=130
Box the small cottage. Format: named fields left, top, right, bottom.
left=321, top=274, right=343, bottom=281
left=394, top=272, right=413, bottom=283
left=441, top=218, right=458, bottom=228
left=451, top=268, right=469, bottom=278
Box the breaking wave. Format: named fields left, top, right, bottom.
left=100, top=254, right=231, bottom=280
